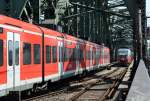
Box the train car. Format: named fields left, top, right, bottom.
left=117, top=48, right=133, bottom=66
left=0, top=15, right=110, bottom=97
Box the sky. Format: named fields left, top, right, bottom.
left=146, top=0, right=150, bottom=26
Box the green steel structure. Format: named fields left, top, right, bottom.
left=0, top=0, right=146, bottom=62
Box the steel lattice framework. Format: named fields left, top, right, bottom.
left=0, top=0, right=146, bottom=61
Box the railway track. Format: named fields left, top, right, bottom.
left=21, top=66, right=126, bottom=101
left=68, top=68, right=126, bottom=101
left=99, top=69, right=127, bottom=101
left=23, top=88, right=69, bottom=101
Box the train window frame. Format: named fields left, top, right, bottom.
left=46, top=45, right=51, bottom=63
left=23, top=42, right=31, bottom=65
left=34, top=44, right=41, bottom=64
left=0, top=40, right=3, bottom=66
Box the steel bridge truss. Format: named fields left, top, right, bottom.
left=0, top=0, right=145, bottom=62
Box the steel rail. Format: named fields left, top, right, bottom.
left=99, top=69, right=127, bottom=101
left=68, top=67, right=121, bottom=101
left=22, top=62, right=119, bottom=101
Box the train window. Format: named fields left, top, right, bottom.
left=46, top=46, right=51, bottom=63
left=63, top=47, right=66, bottom=61
left=70, top=49, right=73, bottom=61
left=93, top=51, right=95, bottom=60
left=67, top=48, right=69, bottom=61
left=34, top=44, right=41, bottom=64
left=82, top=50, right=84, bottom=60
left=52, top=46, right=57, bottom=63
left=0, top=40, right=3, bottom=66
left=72, top=49, right=74, bottom=61
left=86, top=51, right=88, bottom=59
left=8, top=40, right=13, bottom=66
left=74, top=48, right=77, bottom=61
left=64, top=47, right=66, bottom=61
left=66, top=48, right=69, bottom=61
left=89, top=51, right=91, bottom=60
left=96, top=51, right=100, bottom=65
left=88, top=51, right=89, bottom=60
left=90, top=50, right=92, bottom=60
left=59, top=47, right=64, bottom=62
left=72, top=48, right=75, bottom=61
left=63, top=47, right=65, bottom=62
left=15, top=41, right=19, bottom=65
left=80, top=49, right=84, bottom=60
left=77, top=49, right=80, bottom=60
left=69, top=48, right=71, bottom=60
left=79, top=49, right=81, bottom=60
left=64, top=48, right=69, bottom=61
left=102, top=49, right=104, bottom=58
left=59, top=47, right=61, bottom=62
left=86, top=51, right=90, bottom=60
left=0, top=27, right=3, bottom=33
left=78, top=49, right=80, bottom=60
left=23, top=43, right=31, bottom=65
left=87, top=51, right=88, bottom=60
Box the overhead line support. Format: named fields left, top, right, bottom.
left=70, top=2, right=131, bottom=18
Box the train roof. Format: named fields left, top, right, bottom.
left=118, top=48, right=131, bottom=52
left=0, top=15, right=41, bottom=33
left=0, top=15, right=62, bottom=37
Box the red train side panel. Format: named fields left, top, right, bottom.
left=0, top=15, right=110, bottom=97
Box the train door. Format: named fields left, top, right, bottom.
left=58, top=41, right=63, bottom=79
left=7, top=32, right=20, bottom=89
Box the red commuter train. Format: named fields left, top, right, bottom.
left=0, top=15, right=110, bottom=97
left=117, top=48, right=133, bottom=66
